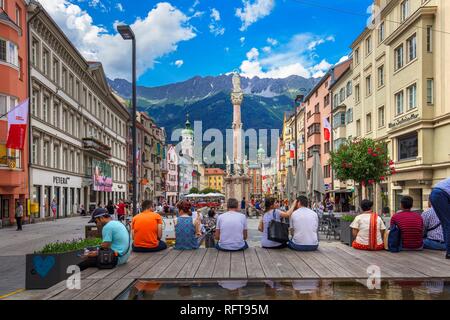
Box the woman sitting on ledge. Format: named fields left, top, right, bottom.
left=350, top=199, right=386, bottom=251
left=174, top=200, right=202, bottom=250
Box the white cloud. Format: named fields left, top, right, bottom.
left=225, top=47, right=230, bottom=52
left=240, top=36, right=246, bottom=45
left=191, top=11, right=204, bottom=18
left=337, top=55, right=349, bottom=64
left=174, top=60, right=184, bottom=67
left=39, top=0, right=196, bottom=80
left=115, top=3, right=124, bottom=12
left=208, top=8, right=224, bottom=36
left=235, top=0, right=275, bottom=31
left=267, top=37, right=278, bottom=46
left=239, top=33, right=336, bottom=79
left=210, top=8, right=221, bottom=21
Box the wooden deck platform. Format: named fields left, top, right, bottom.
left=15, top=242, right=450, bottom=300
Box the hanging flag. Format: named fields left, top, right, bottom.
left=290, top=142, right=295, bottom=159
left=6, top=99, right=29, bottom=150
left=323, top=117, right=332, bottom=142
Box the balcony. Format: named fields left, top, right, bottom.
left=82, top=137, right=112, bottom=159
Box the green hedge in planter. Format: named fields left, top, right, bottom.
left=36, top=238, right=102, bottom=254
left=341, top=214, right=357, bottom=222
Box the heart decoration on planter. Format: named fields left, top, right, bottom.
left=33, top=256, right=56, bottom=278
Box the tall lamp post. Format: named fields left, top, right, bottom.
left=117, top=25, right=137, bottom=216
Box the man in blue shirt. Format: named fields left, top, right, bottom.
left=430, top=177, right=450, bottom=259
left=80, top=208, right=131, bottom=269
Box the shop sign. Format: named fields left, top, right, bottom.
left=389, top=113, right=419, bottom=129
left=53, top=176, right=70, bottom=185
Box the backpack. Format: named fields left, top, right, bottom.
left=387, top=224, right=402, bottom=253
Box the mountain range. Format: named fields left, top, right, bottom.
left=107, top=74, right=318, bottom=145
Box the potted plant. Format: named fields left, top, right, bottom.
left=26, top=238, right=102, bottom=290
left=340, top=214, right=356, bottom=246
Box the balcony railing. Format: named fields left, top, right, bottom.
left=82, top=137, right=112, bottom=159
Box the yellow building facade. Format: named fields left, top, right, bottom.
left=350, top=0, right=450, bottom=212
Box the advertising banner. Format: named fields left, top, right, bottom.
left=92, top=160, right=112, bottom=192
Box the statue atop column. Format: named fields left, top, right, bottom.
left=231, top=71, right=244, bottom=105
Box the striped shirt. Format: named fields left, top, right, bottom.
left=422, top=208, right=444, bottom=242
left=391, top=211, right=423, bottom=249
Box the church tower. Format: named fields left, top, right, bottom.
left=181, top=114, right=194, bottom=158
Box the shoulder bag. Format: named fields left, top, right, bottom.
left=267, top=210, right=290, bottom=244
left=97, top=225, right=131, bottom=269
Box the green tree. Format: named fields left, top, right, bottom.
left=200, top=188, right=221, bottom=194
left=189, top=187, right=200, bottom=194
left=329, top=138, right=396, bottom=204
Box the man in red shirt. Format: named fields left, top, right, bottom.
left=116, top=199, right=127, bottom=222
left=391, top=196, right=423, bottom=250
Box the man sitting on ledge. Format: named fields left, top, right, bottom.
left=215, top=198, right=248, bottom=252
left=132, top=200, right=167, bottom=252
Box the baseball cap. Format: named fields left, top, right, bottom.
left=88, top=208, right=109, bottom=223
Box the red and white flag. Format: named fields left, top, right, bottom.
left=6, top=99, right=29, bottom=150
left=323, top=117, right=332, bottom=142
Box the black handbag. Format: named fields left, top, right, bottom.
left=267, top=210, right=290, bottom=243
left=96, top=227, right=131, bottom=269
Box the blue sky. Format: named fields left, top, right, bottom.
left=40, top=0, right=373, bottom=87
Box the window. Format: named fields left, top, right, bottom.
left=52, top=58, right=59, bottom=84
left=356, top=120, right=361, bottom=136
left=334, top=138, right=346, bottom=151
left=53, top=145, right=59, bottom=169
left=307, top=145, right=321, bottom=158
left=346, top=81, right=352, bottom=97
left=366, top=75, right=372, bottom=95
left=324, top=94, right=330, bottom=107
left=378, top=106, right=385, bottom=128
left=407, top=34, right=417, bottom=62
left=62, top=68, right=67, bottom=91
left=333, top=94, right=339, bottom=108
left=354, top=48, right=360, bottom=65
left=346, top=108, right=353, bottom=124
left=366, top=113, right=372, bottom=133
left=314, top=104, right=320, bottom=113
left=427, top=25, right=433, bottom=53
left=0, top=95, right=6, bottom=115
left=53, top=102, right=59, bottom=127
left=395, top=91, right=404, bottom=115
left=324, top=165, right=331, bottom=179
left=427, top=79, right=434, bottom=104
left=68, top=74, right=74, bottom=96
left=62, top=149, right=67, bottom=171
left=42, top=49, right=49, bottom=76
left=43, top=141, right=49, bottom=167
left=307, top=123, right=321, bottom=137
left=31, top=38, right=39, bottom=67
left=407, top=84, right=417, bottom=110
left=395, top=45, right=404, bottom=70
left=333, top=112, right=346, bottom=128
left=378, top=65, right=385, bottom=87
left=378, top=22, right=385, bottom=43
left=355, top=84, right=360, bottom=103
left=398, top=133, right=418, bottom=161
left=366, top=36, right=372, bottom=55
left=0, top=39, right=19, bottom=67
left=75, top=81, right=80, bottom=102
left=32, top=137, right=39, bottom=165
left=43, top=95, right=49, bottom=122
left=15, top=5, right=21, bottom=27
left=401, top=0, right=410, bottom=22
left=339, top=88, right=345, bottom=103
left=31, top=88, right=39, bottom=117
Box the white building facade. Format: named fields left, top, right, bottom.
left=29, top=5, right=129, bottom=218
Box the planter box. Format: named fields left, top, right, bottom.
left=26, top=251, right=84, bottom=290
left=340, top=220, right=354, bottom=246
left=85, top=225, right=102, bottom=239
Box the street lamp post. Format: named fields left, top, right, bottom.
left=117, top=25, right=137, bottom=216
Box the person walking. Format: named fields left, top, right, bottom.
left=429, top=177, right=450, bottom=259
left=51, top=198, right=57, bottom=220
left=15, top=201, right=24, bottom=231
left=106, top=200, right=115, bottom=218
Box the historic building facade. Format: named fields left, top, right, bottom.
left=349, top=0, right=450, bottom=212
left=166, top=144, right=179, bottom=205
left=0, top=0, right=29, bottom=225
left=29, top=4, right=129, bottom=218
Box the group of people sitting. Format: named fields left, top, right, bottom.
left=79, top=176, right=450, bottom=269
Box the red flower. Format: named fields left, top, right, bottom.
left=372, top=153, right=378, bottom=157
left=389, top=160, right=394, bottom=166
left=368, top=179, right=375, bottom=185
left=380, top=176, right=385, bottom=181
left=361, top=181, right=366, bottom=187
left=367, top=148, right=373, bottom=154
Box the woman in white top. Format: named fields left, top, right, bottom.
left=258, top=198, right=296, bottom=249
left=350, top=199, right=386, bottom=251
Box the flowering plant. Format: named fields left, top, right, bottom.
left=329, top=138, right=395, bottom=186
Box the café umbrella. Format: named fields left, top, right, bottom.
left=294, top=160, right=308, bottom=197
left=310, top=150, right=325, bottom=203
